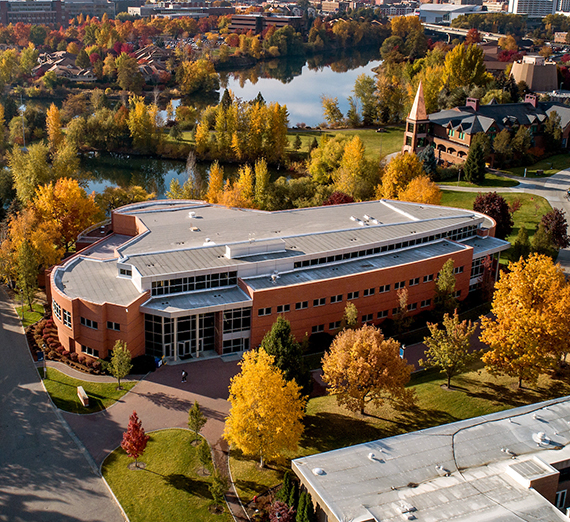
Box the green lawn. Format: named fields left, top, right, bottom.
left=287, top=127, right=404, bottom=161
left=502, top=153, right=570, bottom=177
left=439, top=172, right=518, bottom=188
left=103, top=429, right=232, bottom=522
left=43, top=368, right=137, bottom=414
left=15, top=301, right=44, bottom=327
left=440, top=191, right=551, bottom=262
left=230, top=363, right=570, bottom=503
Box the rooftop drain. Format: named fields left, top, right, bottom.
left=311, top=468, right=326, bottom=476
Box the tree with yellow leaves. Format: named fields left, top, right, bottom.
left=194, top=119, right=210, bottom=158
left=254, top=158, right=270, bottom=210
left=441, top=43, right=492, bottom=91
left=378, top=152, right=424, bottom=200
left=224, top=349, right=306, bottom=467
left=398, top=174, right=441, bottom=205
left=0, top=208, right=63, bottom=286
left=321, top=325, right=414, bottom=415
left=46, top=103, right=64, bottom=153
left=334, top=135, right=367, bottom=199
left=8, top=143, right=52, bottom=205
left=34, top=178, right=103, bottom=253
left=204, top=161, right=224, bottom=204
left=480, top=254, right=570, bottom=387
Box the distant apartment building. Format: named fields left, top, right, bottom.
left=65, top=0, right=115, bottom=18
left=418, top=3, right=482, bottom=23
left=555, top=31, right=568, bottom=43
left=227, top=14, right=303, bottom=33
left=0, top=0, right=66, bottom=26
left=482, top=0, right=508, bottom=11
left=508, top=0, right=555, bottom=17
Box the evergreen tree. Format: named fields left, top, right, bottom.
left=293, top=134, right=302, bottom=151
left=417, top=145, right=437, bottom=177
left=75, top=49, right=90, bottom=68
left=463, top=140, right=485, bottom=184
left=220, top=88, right=232, bottom=110
left=169, top=124, right=182, bottom=141
left=288, top=479, right=299, bottom=511
left=308, top=137, right=318, bottom=152
left=261, top=317, right=310, bottom=394
left=531, top=223, right=555, bottom=258
left=296, top=491, right=307, bottom=522
left=197, top=438, right=212, bottom=473
left=277, top=471, right=293, bottom=503
left=512, top=226, right=530, bottom=261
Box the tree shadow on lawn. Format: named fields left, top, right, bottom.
left=461, top=376, right=570, bottom=408
left=397, top=407, right=458, bottom=433
left=163, top=473, right=211, bottom=498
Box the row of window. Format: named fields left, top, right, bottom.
left=223, top=308, right=251, bottom=334
left=292, top=227, right=477, bottom=271
left=312, top=299, right=437, bottom=334
left=260, top=275, right=447, bottom=317
left=151, top=271, right=238, bottom=296
left=79, top=317, right=121, bottom=332
left=53, top=302, right=71, bottom=328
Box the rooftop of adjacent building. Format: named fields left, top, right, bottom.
left=293, top=396, right=570, bottom=522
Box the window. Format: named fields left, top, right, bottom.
left=421, top=299, right=432, bottom=308
left=454, top=266, right=464, bottom=274
left=407, top=303, right=418, bottom=311
left=392, top=307, right=399, bottom=315
left=63, top=309, right=71, bottom=328
left=80, top=317, right=98, bottom=329
left=423, top=274, right=434, bottom=283
left=556, top=490, right=567, bottom=509
left=107, top=321, right=120, bottom=331
left=347, top=291, right=359, bottom=300
left=409, top=277, right=419, bottom=286
left=313, top=298, right=326, bottom=307
left=223, top=337, right=249, bottom=354
left=81, top=345, right=99, bottom=358
left=119, top=268, right=132, bottom=277
left=362, top=313, right=373, bottom=324
left=395, top=281, right=405, bottom=290
left=379, top=284, right=391, bottom=293
left=295, top=301, right=308, bottom=310
left=455, top=290, right=462, bottom=298
left=151, top=270, right=238, bottom=296
left=258, top=307, right=272, bottom=317
left=53, top=301, right=61, bottom=321
left=329, top=321, right=341, bottom=330
left=223, top=308, right=251, bottom=333
left=311, top=324, right=324, bottom=334
left=363, top=288, right=375, bottom=297
left=330, top=294, right=343, bottom=303
left=377, top=310, right=388, bottom=319
left=405, top=136, right=412, bottom=146
left=277, top=304, right=290, bottom=314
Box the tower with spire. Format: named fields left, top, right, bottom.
left=402, top=82, right=430, bottom=154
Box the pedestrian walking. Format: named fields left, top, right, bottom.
left=181, top=370, right=187, bottom=383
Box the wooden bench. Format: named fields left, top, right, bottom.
left=77, top=386, right=89, bottom=407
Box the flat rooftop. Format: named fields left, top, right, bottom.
left=293, top=397, right=570, bottom=522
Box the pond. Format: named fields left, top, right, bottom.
left=219, top=48, right=382, bottom=127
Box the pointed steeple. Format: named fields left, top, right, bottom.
left=408, top=82, right=428, bottom=121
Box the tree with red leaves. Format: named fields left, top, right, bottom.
left=465, top=28, right=481, bottom=45
left=322, top=191, right=354, bottom=206
left=269, top=501, right=295, bottom=522
left=121, top=411, right=150, bottom=468
left=473, top=192, right=513, bottom=240
left=541, top=208, right=569, bottom=248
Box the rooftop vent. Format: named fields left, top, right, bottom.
left=501, top=447, right=517, bottom=458
left=270, top=272, right=280, bottom=284
left=368, top=452, right=376, bottom=461
left=533, top=432, right=551, bottom=446
left=350, top=216, right=357, bottom=221
left=435, top=465, right=450, bottom=477
left=357, top=220, right=366, bottom=226
left=189, top=211, right=196, bottom=218
left=363, top=214, right=371, bottom=221
left=371, top=219, right=380, bottom=225
left=312, top=468, right=326, bottom=476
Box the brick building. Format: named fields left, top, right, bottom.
left=403, top=82, right=570, bottom=164
left=0, top=0, right=66, bottom=26
left=49, top=200, right=509, bottom=363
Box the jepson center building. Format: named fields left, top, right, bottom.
left=49, top=199, right=510, bottom=362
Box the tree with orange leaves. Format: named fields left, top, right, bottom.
left=121, top=411, right=150, bottom=469
left=397, top=174, right=441, bottom=205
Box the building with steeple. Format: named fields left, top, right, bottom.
left=402, top=82, right=430, bottom=155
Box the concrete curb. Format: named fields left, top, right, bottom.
left=226, top=447, right=251, bottom=522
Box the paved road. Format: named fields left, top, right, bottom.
left=0, top=288, right=125, bottom=522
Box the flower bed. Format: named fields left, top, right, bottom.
left=29, top=317, right=103, bottom=375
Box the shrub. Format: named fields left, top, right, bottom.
left=56, top=346, right=64, bottom=354
left=78, top=355, right=86, bottom=365
left=70, top=352, right=79, bottom=362
left=62, top=350, right=70, bottom=358
left=92, top=360, right=102, bottom=372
